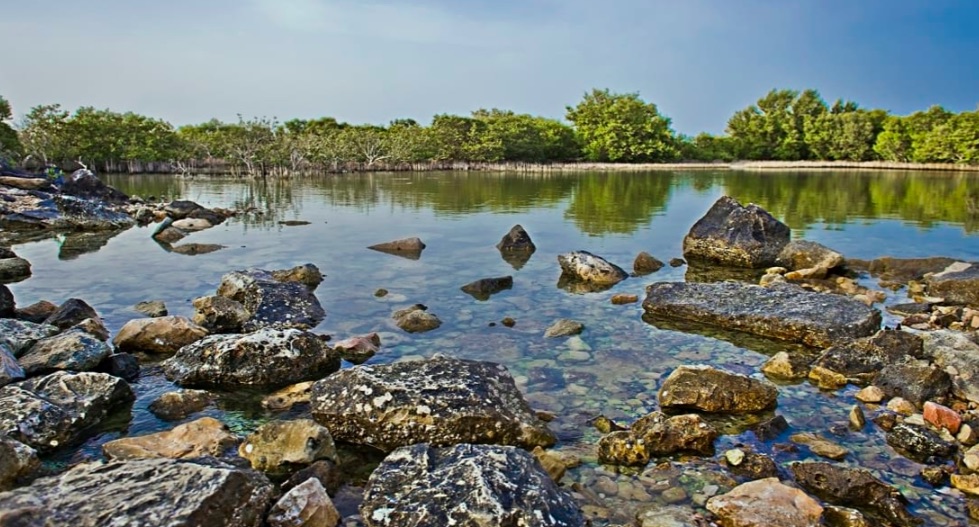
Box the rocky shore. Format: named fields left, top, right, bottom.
left=4, top=170, right=979, bottom=526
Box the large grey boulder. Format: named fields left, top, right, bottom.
left=0, top=436, right=38, bottom=491
left=658, top=365, right=778, bottom=414
left=926, top=261, right=979, bottom=306
left=18, top=331, right=112, bottom=376
left=163, top=328, right=340, bottom=388
left=682, top=196, right=790, bottom=268
left=0, top=320, right=59, bottom=357
left=924, top=330, right=979, bottom=404
left=267, top=478, right=340, bottom=527
left=0, top=371, right=134, bottom=451
left=360, top=443, right=585, bottom=527
left=0, top=458, right=273, bottom=527
left=0, top=344, right=24, bottom=388
left=643, top=281, right=881, bottom=348
left=112, top=316, right=208, bottom=354
left=311, top=355, right=555, bottom=451
left=216, top=268, right=326, bottom=331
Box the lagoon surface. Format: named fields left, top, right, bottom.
left=8, top=169, right=979, bottom=525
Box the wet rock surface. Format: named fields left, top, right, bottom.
left=163, top=328, right=340, bottom=388
left=0, top=320, right=60, bottom=357
left=268, top=478, right=340, bottom=527
left=112, top=316, right=208, bottom=354
left=926, top=261, right=979, bottom=306
left=460, top=275, right=513, bottom=300
left=311, top=355, right=555, bottom=451
left=707, top=477, right=823, bottom=527
left=0, top=371, right=134, bottom=452
left=776, top=240, right=844, bottom=280
left=216, top=268, right=326, bottom=331
left=0, top=436, right=38, bottom=492
left=192, top=295, right=251, bottom=333
left=239, top=419, right=337, bottom=475
left=148, top=389, right=213, bottom=420
left=0, top=257, right=31, bottom=284
left=633, top=251, right=664, bottom=275
left=643, top=281, right=882, bottom=347
left=0, top=457, right=273, bottom=527
left=812, top=329, right=924, bottom=383
left=557, top=251, right=628, bottom=288
left=545, top=319, right=584, bottom=338
left=18, top=330, right=112, bottom=375
left=0, top=172, right=135, bottom=232
left=791, top=462, right=920, bottom=527
left=598, top=412, right=718, bottom=466
left=875, top=360, right=951, bottom=407
left=332, top=333, right=380, bottom=365
left=0, top=285, right=13, bottom=317
left=102, top=417, right=237, bottom=461
left=682, top=196, right=790, bottom=268
left=360, top=443, right=585, bottom=527
left=392, top=304, right=442, bottom=333
left=43, top=298, right=100, bottom=331
left=923, top=330, right=979, bottom=404
left=0, top=344, right=25, bottom=387
left=885, top=423, right=956, bottom=463
left=368, top=237, right=426, bottom=259
left=658, top=365, right=778, bottom=414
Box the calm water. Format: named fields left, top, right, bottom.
left=8, top=170, right=979, bottom=524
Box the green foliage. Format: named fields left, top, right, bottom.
left=566, top=89, right=678, bottom=162
left=0, top=95, right=22, bottom=159
left=679, top=133, right=735, bottom=162
left=727, top=89, right=829, bottom=160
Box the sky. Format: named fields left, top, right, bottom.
left=1, top=0, right=977, bottom=135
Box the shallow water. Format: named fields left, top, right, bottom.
left=7, top=169, right=979, bottom=524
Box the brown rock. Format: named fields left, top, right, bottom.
left=659, top=365, right=778, bottom=414
left=923, top=401, right=961, bottom=434
left=262, top=381, right=315, bottom=411
left=113, top=316, right=208, bottom=354
left=192, top=295, right=250, bottom=333
left=239, top=419, right=337, bottom=474
left=706, top=478, right=823, bottom=527
left=855, top=386, right=885, bottom=404
left=148, top=389, right=213, bottom=420
left=102, top=417, right=236, bottom=460
left=762, top=352, right=812, bottom=381
left=808, top=366, right=848, bottom=390
left=267, top=478, right=340, bottom=527
left=332, top=333, right=381, bottom=365
left=790, top=433, right=849, bottom=461
left=611, top=294, right=639, bottom=305
left=633, top=252, right=664, bottom=275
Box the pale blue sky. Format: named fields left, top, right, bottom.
left=1, top=0, right=977, bottom=134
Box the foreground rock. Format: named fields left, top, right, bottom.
left=0, top=285, right=12, bottom=317
left=707, top=478, right=823, bottom=527
left=0, top=436, right=38, bottom=491
left=0, top=256, right=30, bottom=284
left=598, top=412, right=717, bottom=466
left=268, top=478, right=340, bottom=527
left=102, top=417, right=236, bottom=461
left=0, top=320, right=64, bottom=357
left=497, top=224, right=536, bottom=269
left=682, top=196, right=790, bottom=268
left=17, top=330, right=112, bottom=375
left=460, top=276, right=513, bottom=301
left=216, top=268, right=326, bottom=331
left=43, top=298, right=100, bottom=331
left=659, top=365, right=778, bottom=414
left=926, top=261, right=979, bottom=306
left=163, top=328, right=340, bottom=388
left=0, top=371, right=134, bottom=451
left=790, top=462, right=919, bottom=527
left=643, top=282, right=882, bottom=348
left=557, top=251, right=627, bottom=288
left=0, top=344, right=25, bottom=387
left=368, top=237, right=426, bottom=260
left=0, top=457, right=273, bottom=527
left=311, top=355, right=555, bottom=451
left=361, top=443, right=584, bottom=527
left=239, top=419, right=337, bottom=475
left=0, top=172, right=135, bottom=232
left=812, top=329, right=924, bottom=385
left=923, top=330, right=979, bottom=404
left=112, top=316, right=208, bottom=354
left=192, top=295, right=251, bottom=333
left=332, top=333, right=380, bottom=365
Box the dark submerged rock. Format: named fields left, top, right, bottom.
left=643, top=281, right=882, bottom=348
left=392, top=304, right=442, bottom=333
left=0, top=457, right=273, bottom=527
left=95, top=353, right=140, bottom=382
left=682, top=196, right=790, bottom=268
left=885, top=423, right=956, bottom=463
left=360, top=443, right=585, bottom=527
left=496, top=225, right=536, bottom=269
left=0, top=285, right=13, bottom=317
left=791, top=462, right=920, bottom=527
left=460, top=276, right=513, bottom=301
left=163, top=328, right=340, bottom=389
left=148, top=389, right=213, bottom=421
left=311, top=355, right=555, bottom=451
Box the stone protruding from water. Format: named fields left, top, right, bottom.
left=658, top=365, right=778, bottom=414
left=112, top=316, right=208, bottom=354
left=682, top=195, right=790, bottom=268
left=215, top=267, right=326, bottom=331
left=597, top=411, right=718, bottom=466
left=0, top=371, right=134, bottom=452
left=707, top=478, right=823, bottom=527
left=162, top=328, right=340, bottom=389
left=310, top=355, right=555, bottom=451
left=460, top=276, right=513, bottom=301
left=557, top=251, right=627, bottom=288
left=776, top=240, right=844, bottom=280
left=360, top=443, right=585, bottom=527
left=790, top=462, right=919, bottom=527
left=238, top=419, right=337, bottom=475
left=496, top=225, right=536, bottom=269
left=926, top=261, right=979, bottom=307
left=367, top=237, right=426, bottom=260
left=101, top=417, right=237, bottom=461
left=0, top=457, right=273, bottom=527
left=642, top=281, right=882, bottom=348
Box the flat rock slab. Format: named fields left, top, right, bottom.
left=643, top=282, right=881, bottom=348
left=361, top=443, right=585, bottom=527
left=311, top=355, right=555, bottom=451
left=659, top=365, right=778, bottom=414
left=0, top=458, right=273, bottom=527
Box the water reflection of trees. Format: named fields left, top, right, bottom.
left=725, top=171, right=979, bottom=231
left=564, top=173, right=676, bottom=236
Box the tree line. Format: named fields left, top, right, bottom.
left=0, top=88, right=976, bottom=176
